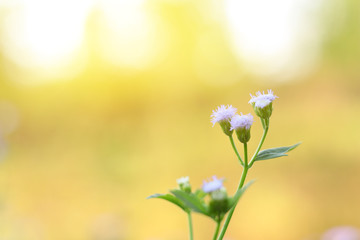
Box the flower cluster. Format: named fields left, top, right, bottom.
left=211, top=90, right=277, bottom=142
left=148, top=89, right=301, bottom=240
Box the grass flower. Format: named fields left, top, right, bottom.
left=249, top=89, right=278, bottom=108
left=177, top=176, right=191, bottom=193
left=230, top=113, right=254, bottom=130
left=249, top=90, right=278, bottom=120
left=176, top=176, right=189, bottom=185
left=230, top=113, right=254, bottom=143
left=211, top=105, right=237, bottom=136
left=202, top=176, right=224, bottom=193
left=211, top=105, right=237, bottom=126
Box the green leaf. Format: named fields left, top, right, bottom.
left=170, top=190, right=210, bottom=216
left=254, top=142, right=301, bottom=161
left=194, top=189, right=207, bottom=199
left=147, top=193, right=187, bottom=212
left=228, top=180, right=255, bottom=210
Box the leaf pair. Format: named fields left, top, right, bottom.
left=147, top=181, right=254, bottom=221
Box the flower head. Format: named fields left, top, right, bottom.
left=211, top=105, right=237, bottom=126
left=249, top=90, right=278, bottom=109
left=249, top=90, right=278, bottom=120
left=230, top=113, right=254, bottom=130
left=176, top=176, right=189, bottom=185
left=202, top=176, right=224, bottom=193
left=177, top=176, right=191, bottom=193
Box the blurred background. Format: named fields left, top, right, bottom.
left=0, top=0, right=359, bottom=239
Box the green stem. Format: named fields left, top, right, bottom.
left=217, top=167, right=248, bottom=240
left=229, top=135, right=244, bottom=166
left=244, top=142, right=248, bottom=166
left=187, top=212, right=194, bottom=240
left=249, top=119, right=269, bottom=167
left=212, top=220, right=221, bottom=240
left=217, top=119, right=270, bottom=239
left=217, top=143, right=249, bottom=240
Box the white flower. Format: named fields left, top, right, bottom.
left=211, top=105, right=237, bottom=126
left=230, top=113, right=254, bottom=130
left=176, top=176, right=189, bottom=185
left=249, top=90, right=278, bottom=109
left=202, top=176, right=224, bottom=193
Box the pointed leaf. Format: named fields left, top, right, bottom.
left=147, top=193, right=187, bottom=212
left=254, top=142, right=301, bottom=161
left=170, top=190, right=210, bottom=216
left=194, top=189, right=207, bottom=199
left=228, top=180, right=255, bottom=210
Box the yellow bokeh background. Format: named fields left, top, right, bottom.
left=0, top=0, right=360, bottom=239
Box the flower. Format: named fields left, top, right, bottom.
left=211, top=105, right=237, bottom=126
left=249, top=90, right=278, bottom=119
left=230, top=113, right=254, bottom=130
left=248, top=89, right=278, bottom=108
left=202, top=176, right=224, bottom=193
left=211, top=105, right=237, bottom=136
left=176, top=176, right=189, bottom=185
left=230, top=113, right=254, bottom=143
left=177, top=176, right=191, bottom=193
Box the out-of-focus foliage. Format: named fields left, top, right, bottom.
left=0, top=0, right=359, bottom=240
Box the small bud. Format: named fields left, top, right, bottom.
left=209, top=187, right=229, bottom=215
left=176, top=176, right=191, bottom=193
left=249, top=90, right=278, bottom=120
left=230, top=113, right=254, bottom=143
left=211, top=105, right=237, bottom=136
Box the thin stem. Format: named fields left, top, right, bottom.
left=249, top=119, right=270, bottom=167
left=217, top=119, right=271, bottom=239
left=260, top=118, right=265, bottom=129
left=217, top=142, right=249, bottom=240
left=244, top=142, right=248, bottom=166
left=217, top=166, right=248, bottom=240
left=187, top=212, right=194, bottom=240
left=229, top=135, right=244, bottom=166
left=212, top=220, right=221, bottom=240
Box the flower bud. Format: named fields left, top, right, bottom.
left=230, top=113, right=253, bottom=143
left=209, top=187, right=229, bottom=215
left=176, top=176, right=191, bottom=193
left=211, top=105, right=237, bottom=136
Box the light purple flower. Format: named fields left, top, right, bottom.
left=322, top=226, right=360, bottom=240
left=230, top=113, right=254, bottom=130
left=249, top=90, right=278, bottom=109
left=202, top=176, right=224, bottom=193
left=211, top=105, right=237, bottom=126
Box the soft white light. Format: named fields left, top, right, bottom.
left=98, top=0, right=166, bottom=70
left=224, top=0, right=322, bottom=81
left=1, top=0, right=92, bottom=82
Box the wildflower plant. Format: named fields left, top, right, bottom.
left=148, top=90, right=300, bottom=240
